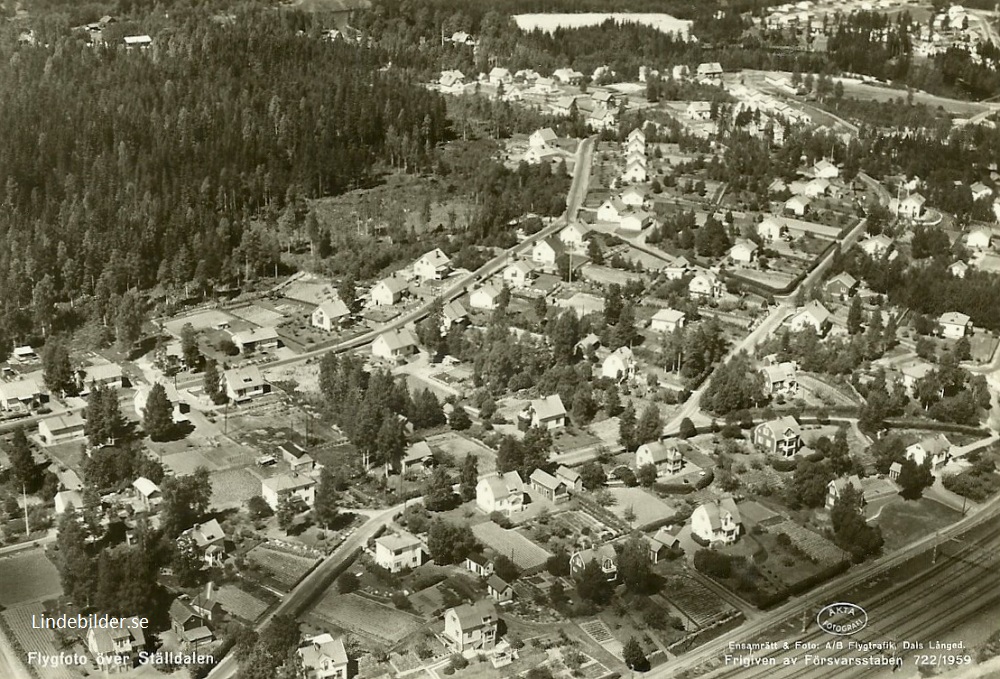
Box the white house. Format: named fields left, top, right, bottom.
left=529, top=128, right=558, bottom=149
left=532, top=236, right=565, bottom=266
left=906, top=434, right=951, bottom=470
left=559, top=223, right=590, bottom=250
left=298, top=634, right=349, bottom=679
left=696, top=62, right=723, bottom=80
left=54, top=489, right=84, bottom=515
left=663, top=256, right=692, bottom=281
left=689, top=271, right=722, bottom=298
left=261, top=472, right=316, bottom=511
left=488, top=67, right=512, bottom=86
left=938, top=312, right=972, bottom=339
left=0, top=379, right=42, bottom=412
left=621, top=160, right=648, bottom=184
left=470, top=282, right=504, bottom=310
left=691, top=498, right=741, bottom=545
left=803, top=177, right=831, bottom=198
left=627, top=127, right=645, bottom=145
left=552, top=67, right=583, bottom=84
left=757, top=217, right=786, bottom=242
left=789, top=300, right=832, bottom=334
left=728, top=240, right=759, bottom=264
left=372, top=328, right=419, bottom=361
left=413, top=248, right=452, bottom=281
left=374, top=531, right=424, bottom=573
left=859, top=235, right=895, bottom=259
left=180, top=519, right=226, bottom=566
left=620, top=210, right=652, bottom=232
left=529, top=469, right=569, bottom=503
left=812, top=159, right=840, bottom=179
left=519, top=394, right=567, bottom=430
left=312, top=299, right=350, bottom=331
left=970, top=181, right=993, bottom=202
left=967, top=227, right=993, bottom=250
left=133, top=477, right=161, bottom=511
left=687, top=101, right=712, bottom=120
left=760, top=361, right=798, bottom=396
left=826, top=475, right=864, bottom=510
left=371, top=275, right=409, bottom=306
left=279, top=441, right=315, bottom=473
left=602, top=347, right=636, bottom=382
left=444, top=600, right=498, bottom=652
left=476, top=472, right=525, bottom=515
left=651, top=308, right=685, bottom=333
left=78, top=363, right=124, bottom=394
left=597, top=197, right=627, bottom=223
left=555, top=466, right=583, bottom=493
left=635, top=440, right=683, bottom=476
left=620, top=186, right=647, bottom=207
left=524, top=146, right=562, bottom=166
left=785, top=195, right=811, bottom=216
left=224, top=366, right=270, bottom=403
left=230, top=327, right=281, bottom=355
left=503, top=261, right=535, bottom=288
left=892, top=192, right=926, bottom=219
left=949, top=261, right=969, bottom=278
left=441, top=300, right=469, bottom=333
left=86, top=623, right=144, bottom=670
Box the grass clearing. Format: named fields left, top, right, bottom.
left=306, top=592, right=423, bottom=644
left=878, top=498, right=962, bottom=552
left=0, top=551, right=62, bottom=606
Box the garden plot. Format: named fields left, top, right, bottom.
left=213, top=585, right=271, bottom=622
left=556, top=510, right=619, bottom=541
left=0, top=551, right=62, bottom=606
left=2, top=603, right=76, bottom=679
left=210, top=468, right=262, bottom=510
left=229, top=304, right=286, bottom=328
left=471, top=522, right=552, bottom=572
left=246, top=545, right=318, bottom=591
left=661, top=575, right=736, bottom=628
left=771, top=520, right=847, bottom=564
left=577, top=618, right=623, bottom=659
left=606, top=487, right=677, bottom=528
left=163, top=309, right=234, bottom=336
left=307, top=593, right=423, bottom=644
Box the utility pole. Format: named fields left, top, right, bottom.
left=22, top=484, right=30, bottom=536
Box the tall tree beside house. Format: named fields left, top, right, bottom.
left=459, top=454, right=478, bottom=502
left=426, top=519, right=479, bottom=565
left=636, top=403, right=662, bottom=445
left=618, top=403, right=638, bottom=451
left=277, top=496, right=298, bottom=532
left=450, top=406, right=472, bottom=431
left=576, top=558, right=612, bottom=605
left=424, top=467, right=457, bottom=511
left=54, top=508, right=97, bottom=607
left=493, top=555, right=521, bottom=583
left=32, top=274, right=57, bottom=336
left=604, top=386, right=623, bottom=417
left=376, top=415, right=406, bottom=470
left=236, top=615, right=303, bottom=679
left=143, top=383, right=175, bottom=441
left=160, top=467, right=213, bottom=538
left=610, top=302, right=638, bottom=350
left=180, top=323, right=201, bottom=369
left=114, top=290, right=145, bottom=351
left=616, top=536, right=655, bottom=594
left=702, top=352, right=765, bottom=415
left=203, top=358, right=225, bottom=404
left=8, top=426, right=41, bottom=492
left=42, top=339, right=75, bottom=396
left=314, top=467, right=340, bottom=529
left=84, top=385, right=126, bottom=448
left=897, top=458, right=935, bottom=500
left=831, top=484, right=884, bottom=563
left=847, top=296, right=864, bottom=335
left=622, top=637, right=649, bottom=671
left=172, top=536, right=205, bottom=588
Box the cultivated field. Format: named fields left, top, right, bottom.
left=661, top=575, right=736, bottom=628
left=771, top=520, right=847, bottom=564
left=513, top=13, right=692, bottom=39
left=307, top=592, right=422, bottom=644
left=213, top=585, right=271, bottom=622
left=246, top=545, right=318, bottom=590
left=471, top=522, right=553, bottom=572
left=2, top=602, right=76, bottom=679
left=210, top=468, right=263, bottom=509
left=0, top=551, right=62, bottom=606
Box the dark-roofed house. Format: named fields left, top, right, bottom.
left=555, top=466, right=582, bottom=493
left=401, top=440, right=433, bottom=474
left=648, top=525, right=682, bottom=563
left=464, top=552, right=494, bottom=577
left=487, top=574, right=514, bottom=603
left=169, top=598, right=211, bottom=649
left=278, top=441, right=315, bottom=473
left=635, top=440, right=683, bottom=476
left=570, top=544, right=617, bottom=581
left=441, top=300, right=469, bottom=333
left=444, top=600, right=498, bottom=652
left=824, top=272, right=858, bottom=300
left=298, top=633, right=349, bottom=679
left=692, top=498, right=741, bottom=545
left=753, top=416, right=802, bottom=457
left=529, top=469, right=568, bottom=503
left=518, top=394, right=566, bottom=431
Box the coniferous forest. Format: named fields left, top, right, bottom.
left=0, top=8, right=447, bottom=345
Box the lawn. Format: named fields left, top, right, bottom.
left=210, top=468, right=263, bottom=510
left=471, top=522, right=553, bottom=572
left=246, top=545, right=318, bottom=591
left=878, top=498, right=962, bottom=552
left=0, top=551, right=62, bottom=606
left=306, top=592, right=423, bottom=644
left=213, top=585, right=271, bottom=623
left=606, top=487, right=677, bottom=529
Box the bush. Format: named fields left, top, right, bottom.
left=770, top=457, right=798, bottom=472
left=449, top=654, right=469, bottom=671
left=338, top=572, right=360, bottom=594
left=391, top=591, right=412, bottom=610
left=721, top=423, right=743, bottom=439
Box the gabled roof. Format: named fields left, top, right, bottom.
left=826, top=272, right=857, bottom=289
left=278, top=441, right=309, bottom=459
left=442, top=299, right=468, bottom=322
left=532, top=127, right=558, bottom=143
left=376, top=328, right=418, bottom=351
left=601, top=197, right=628, bottom=214
left=231, top=326, right=280, bottom=346
left=794, top=300, right=832, bottom=327
left=574, top=543, right=616, bottom=567
left=652, top=308, right=685, bottom=324
left=729, top=240, right=758, bottom=258
left=298, top=634, right=348, bottom=670
left=486, top=574, right=511, bottom=592
left=55, top=489, right=83, bottom=510
left=699, top=497, right=741, bottom=530
left=529, top=468, right=565, bottom=492
left=224, top=365, right=266, bottom=390
left=182, top=519, right=225, bottom=548
left=82, top=363, right=123, bottom=382
left=417, top=248, right=451, bottom=269
left=536, top=235, right=566, bottom=256
left=481, top=471, right=525, bottom=501
left=555, top=465, right=581, bottom=483
left=560, top=222, right=590, bottom=239
left=761, top=362, right=796, bottom=385
left=262, top=472, right=316, bottom=493
left=451, top=599, right=498, bottom=631
left=911, top=433, right=951, bottom=457
left=627, top=127, right=645, bottom=141
left=530, top=394, right=566, bottom=420
left=761, top=415, right=801, bottom=437
left=830, top=474, right=862, bottom=494
left=505, top=261, right=534, bottom=276
left=0, top=379, right=41, bottom=401
left=813, top=159, right=838, bottom=174
left=376, top=274, right=409, bottom=294
left=404, top=440, right=433, bottom=463
left=316, top=298, right=350, bottom=320
left=133, top=476, right=160, bottom=497
left=40, top=412, right=85, bottom=433
left=638, top=440, right=682, bottom=464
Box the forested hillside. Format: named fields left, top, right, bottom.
left=0, top=9, right=448, bottom=343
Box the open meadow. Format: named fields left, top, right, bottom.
left=0, top=551, right=62, bottom=606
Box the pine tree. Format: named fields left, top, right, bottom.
left=604, top=386, right=623, bottom=416
left=847, top=296, right=864, bottom=335
left=636, top=403, right=662, bottom=444
left=203, top=358, right=224, bottom=404
left=54, top=508, right=96, bottom=607
left=459, top=454, right=478, bottom=501
left=619, top=403, right=637, bottom=451
left=180, top=324, right=201, bottom=369
left=42, top=339, right=75, bottom=396
left=314, top=466, right=340, bottom=528
left=143, top=383, right=175, bottom=441
left=9, top=427, right=40, bottom=491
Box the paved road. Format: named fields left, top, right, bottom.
left=645, top=491, right=1000, bottom=679
left=206, top=501, right=409, bottom=679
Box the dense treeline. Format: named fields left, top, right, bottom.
left=0, top=10, right=448, bottom=345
